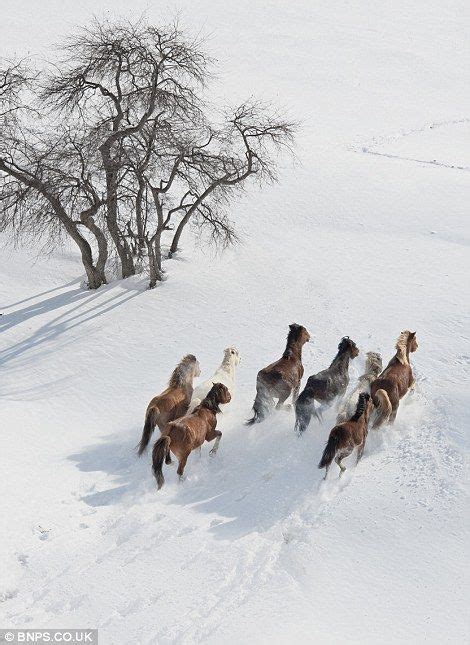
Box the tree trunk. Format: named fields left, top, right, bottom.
left=146, top=238, right=163, bottom=289
left=105, top=170, right=135, bottom=278
left=67, top=224, right=106, bottom=290
left=169, top=213, right=191, bottom=256
left=135, top=178, right=146, bottom=257
left=0, top=161, right=107, bottom=290
left=80, top=213, right=108, bottom=286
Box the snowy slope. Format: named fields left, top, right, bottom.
left=1, top=1, right=469, bottom=643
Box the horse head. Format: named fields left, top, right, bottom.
left=408, top=331, right=418, bottom=353
left=288, top=323, right=310, bottom=346
left=206, top=382, right=232, bottom=410
left=365, top=351, right=383, bottom=376
left=338, top=336, right=359, bottom=358
left=224, top=346, right=241, bottom=366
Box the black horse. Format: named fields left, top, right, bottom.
left=294, top=337, right=359, bottom=434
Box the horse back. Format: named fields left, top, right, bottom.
left=148, top=386, right=191, bottom=428
left=371, top=363, right=412, bottom=400
left=259, top=355, right=302, bottom=387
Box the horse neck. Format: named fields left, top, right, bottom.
left=285, top=339, right=304, bottom=360
left=330, top=350, right=350, bottom=371
left=219, top=356, right=235, bottom=379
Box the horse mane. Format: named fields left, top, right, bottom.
left=168, top=354, right=197, bottom=387
left=283, top=324, right=304, bottom=358
left=351, top=392, right=370, bottom=421
left=199, top=384, right=222, bottom=414
left=395, top=331, right=412, bottom=365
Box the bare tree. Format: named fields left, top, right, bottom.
left=0, top=63, right=109, bottom=288
left=43, top=19, right=209, bottom=279
left=0, top=18, right=295, bottom=290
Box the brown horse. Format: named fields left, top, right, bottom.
left=371, top=331, right=418, bottom=428
left=137, top=354, right=201, bottom=456
left=246, top=323, right=310, bottom=424
left=318, top=392, right=374, bottom=478
left=152, top=383, right=231, bottom=489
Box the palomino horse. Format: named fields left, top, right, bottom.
left=246, top=323, right=310, bottom=424
left=336, top=351, right=382, bottom=423
left=137, top=354, right=201, bottom=456
left=294, top=337, right=359, bottom=434
left=371, top=331, right=418, bottom=428
left=152, top=383, right=231, bottom=489
left=188, top=347, right=241, bottom=412
left=318, top=392, right=374, bottom=478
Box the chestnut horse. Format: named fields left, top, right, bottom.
left=294, top=337, right=359, bottom=434
left=152, top=383, right=231, bottom=489
left=246, top=323, right=310, bottom=425
left=371, top=331, right=418, bottom=428
left=137, top=354, right=201, bottom=456
left=318, top=392, right=374, bottom=478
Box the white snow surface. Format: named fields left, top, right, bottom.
left=1, top=1, right=469, bottom=643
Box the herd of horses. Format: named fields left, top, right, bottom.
left=137, top=326, right=418, bottom=489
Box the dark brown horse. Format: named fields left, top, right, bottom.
left=294, top=337, right=359, bottom=434
left=138, top=354, right=201, bottom=456
left=246, top=323, right=310, bottom=424
left=152, top=383, right=231, bottom=489
left=318, top=392, right=374, bottom=478
left=371, top=331, right=418, bottom=427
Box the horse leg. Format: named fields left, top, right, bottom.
left=294, top=394, right=317, bottom=434
left=388, top=389, right=400, bottom=424
left=356, top=442, right=365, bottom=464
left=177, top=453, right=189, bottom=482
left=389, top=404, right=399, bottom=424
left=209, top=430, right=223, bottom=456
left=335, top=450, right=350, bottom=477
left=292, top=384, right=300, bottom=405
left=276, top=389, right=291, bottom=411
left=247, top=382, right=273, bottom=424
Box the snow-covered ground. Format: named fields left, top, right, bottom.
left=1, top=1, right=469, bottom=643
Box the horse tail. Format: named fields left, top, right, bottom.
left=246, top=373, right=270, bottom=425
left=137, top=407, right=158, bottom=456
left=152, top=435, right=171, bottom=490
left=246, top=387, right=270, bottom=425
left=372, top=389, right=392, bottom=428
left=318, top=430, right=340, bottom=469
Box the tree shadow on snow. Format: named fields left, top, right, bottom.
left=0, top=278, right=144, bottom=371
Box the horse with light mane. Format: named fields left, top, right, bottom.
left=336, top=351, right=382, bottom=424
left=188, top=347, right=240, bottom=413
left=371, top=331, right=418, bottom=428
left=294, top=337, right=359, bottom=434
left=246, top=323, right=310, bottom=425
left=152, top=383, right=231, bottom=489
left=137, top=354, right=201, bottom=456
left=318, top=392, right=374, bottom=478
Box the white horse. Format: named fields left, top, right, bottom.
left=189, top=347, right=241, bottom=412
left=336, top=351, right=382, bottom=424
